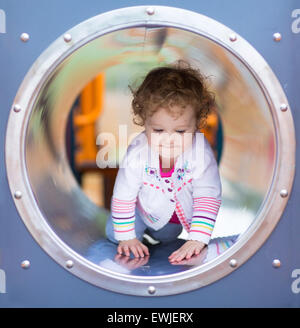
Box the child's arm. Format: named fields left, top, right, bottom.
left=169, top=136, right=222, bottom=262
left=187, top=136, right=222, bottom=245
left=110, top=136, right=149, bottom=257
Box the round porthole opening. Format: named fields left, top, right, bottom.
left=5, top=6, right=295, bottom=296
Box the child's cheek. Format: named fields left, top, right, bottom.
left=183, top=133, right=194, bottom=148
left=147, top=133, right=160, bottom=151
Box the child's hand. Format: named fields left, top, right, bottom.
left=118, top=238, right=150, bottom=258
left=168, top=240, right=206, bottom=263
left=114, top=253, right=149, bottom=270
left=169, top=245, right=208, bottom=266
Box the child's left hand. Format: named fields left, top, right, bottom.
left=168, top=240, right=206, bottom=263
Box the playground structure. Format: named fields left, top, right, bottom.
left=0, top=2, right=299, bottom=307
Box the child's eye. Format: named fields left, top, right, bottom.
left=176, top=130, right=186, bottom=134
left=153, top=129, right=163, bottom=133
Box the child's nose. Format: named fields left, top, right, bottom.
left=160, top=133, right=173, bottom=145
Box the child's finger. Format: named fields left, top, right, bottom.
left=130, top=246, right=139, bottom=258
left=168, top=249, right=180, bottom=258
left=123, top=245, right=130, bottom=257
left=117, top=245, right=123, bottom=255
left=195, top=246, right=203, bottom=255
left=136, top=245, right=145, bottom=258
left=141, top=244, right=149, bottom=256
left=176, top=251, right=187, bottom=262
left=186, top=247, right=195, bottom=259
left=170, top=250, right=186, bottom=262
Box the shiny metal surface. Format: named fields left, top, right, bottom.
left=66, top=260, right=74, bottom=269
left=5, top=6, right=295, bottom=296
left=280, top=104, right=288, bottom=112
left=21, top=260, right=31, bottom=269
left=63, top=33, right=72, bottom=43
left=280, top=189, right=288, bottom=198
left=14, top=191, right=22, bottom=199
left=273, top=32, right=282, bottom=42
left=272, top=259, right=281, bottom=268
left=20, top=32, right=30, bottom=42
left=229, top=259, right=238, bottom=268
left=13, top=104, right=22, bottom=113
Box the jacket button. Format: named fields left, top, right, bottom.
left=165, top=179, right=170, bottom=183
left=168, top=188, right=173, bottom=192
left=170, top=199, right=175, bottom=202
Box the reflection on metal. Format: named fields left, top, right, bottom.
left=229, top=33, right=237, bottom=42
left=280, top=189, right=288, bottom=198
left=14, top=191, right=22, bottom=199
left=280, top=104, right=288, bottom=112
left=146, top=7, right=155, bottom=16
left=13, top=104, right=22, bottom=113
left=86, top=235, right=238, bottom=276
left=63, top=33, right=72, bottom=43
left=20, top=33, right=30, bottom=42
left=272, top=259, right=281, bottom=268
left=72, top=73, right=105, bottom=206
left=5, top=6, right=295, bottom=296
left=229, top=258, right=238, bottom=268
left=73, top=73, right=104, bottom=167
left=66, top=260, right=74, bottom=269
left=273, top=32, right=282, bottom=42
left=148, top=286, right=156, bottom=294
left=21, top=260, right=31, bottom=269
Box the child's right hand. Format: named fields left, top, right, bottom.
left=117, top=238, right=149, bottom=258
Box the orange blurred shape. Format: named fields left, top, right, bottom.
left=73, top=73, right=104, bottom=169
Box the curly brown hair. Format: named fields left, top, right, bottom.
left=129, top=60, right=216, bottom=130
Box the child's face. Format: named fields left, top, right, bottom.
left=144, top=104, right=197, bottom=164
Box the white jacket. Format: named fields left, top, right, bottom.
left=110, top=130, right=222, bottom=245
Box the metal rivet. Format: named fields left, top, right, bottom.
left=280, top=189, right=288, bottom=198
left=20, top=33, right=30, bottom=42
left=229, top=259, right=237, bottom=268
left=13, top=104, right=21, bottom=113
left=66, top=260, right=74, bottom=268
left=21, top=260, right=30, bottom=269
left=273, top=32, right=282, bottom=42
left=14, top=191, right=22, bottom=199
left=280, top=104, right=288, bottom=112
left=229, top=33, right=237, bottom=42
left=146, top=7, right=155, bottom=15
left=272, top=259, right=281, bottom=268
left=63, top=33, right=72, bottom=43
left=148, top=286, right=156, bottom=294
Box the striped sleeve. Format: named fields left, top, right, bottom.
left=110, top=138, right=144, bottom=241
left=188, top=136, right=222, bottom=245
left=111, top=197, right=137, bottom=241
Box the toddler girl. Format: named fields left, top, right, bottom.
left=105, top=60, right=222, bottom=263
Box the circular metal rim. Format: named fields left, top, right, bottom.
left=5, top=5, right=296, bottom=296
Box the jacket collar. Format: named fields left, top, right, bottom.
left=139, top=130, right=199, bottom=172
